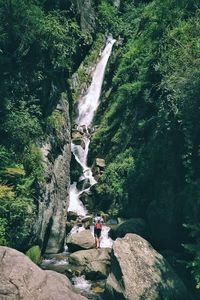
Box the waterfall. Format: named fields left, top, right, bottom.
left=68, top=37, right=116, bottom=217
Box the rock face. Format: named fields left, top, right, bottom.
left=69, top=248, right=111, bottom=279
left=71, top=130, right=85, bottom=148
left=72, top=0, right=95, bottom=33
left=109, top=218, right=147, bottom=240
left=105, top=234, right=191, bottom=300
left=34, top=93, right=71, bottom=254
left=66, top=230, right=95, bottom=252
left=0, top=246, right=87, bottom=300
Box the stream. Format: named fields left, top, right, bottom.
left=41, top=37, right=116, bottom=299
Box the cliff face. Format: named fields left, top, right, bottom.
left=72, top=0, right=96, bottom=33
left=34, top=94, right=71, bottom=254
left=33, top=0, right=99, bottom=255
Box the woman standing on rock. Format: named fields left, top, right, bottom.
left=94, top=213, right=104, bottom=248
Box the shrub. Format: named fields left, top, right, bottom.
left=0, top=184, right=36, bottom=250
left=26, top=245, right=42, bottom=265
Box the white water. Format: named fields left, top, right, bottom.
left=68, top=182, right=87, bottom=216
left=68, top=37, right=116, bottom=219
left=90, top=225, right=113, bottom=248
left=76, top=37, right=116, bottom=127
left=72, top=275, right=91, bottom=292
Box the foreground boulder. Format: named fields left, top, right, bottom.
left=0, top=246, right=87, bottom=300
left=69, top=248, right=112, bottom=279
left=109, top=218, right=147, bottom=240
left=66, top=230, right=95, bottom=252
left=105, top=234, right=191, bottom=300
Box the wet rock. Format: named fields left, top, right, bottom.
left=76, top=178, right=91, bottom=191
left=66, top=221, right=73, bottom=235
left=71, top=130, right=84, bottom=140
left=81, top=215, right=93, bottom=223
left=68, top=211, right=78, bottom=221
left=66, top=230, right=95, bottom=252
left=81, top=216, right=93, bottom=229
left=79, top=191, right=94, bottom=210
left=70, top=154, right=83, bottom=183
left=0, top=246, right=87, bottom=300
left=42, top=262, right=85, bottom=279
left=105, top=234, right=192, bottom=300
left=92, top=158, right=106, bottom=179
left=72, top=130, right=85, bottom=148
left=69, top=248, right=112, bottom=279
left=109, top=218, right=147, bottom=240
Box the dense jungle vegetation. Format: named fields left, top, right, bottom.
left=0, top=0, right=91, bottom=250
left=0, top=0, right=200, bottom=291
left=89, top=0, right=200, bottom=289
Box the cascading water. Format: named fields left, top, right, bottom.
left=68, top=37, right=116, bottom=221
left=41, top=37, right=115, bottom=300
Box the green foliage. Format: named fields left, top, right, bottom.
left=94, top=149, right=134, bottom=215
left=3, top=104, right=43, bottom=150
left=47, top=110, right=65, bottom=130
left=0, top=146, right=13, bottom=169
left=97, top=1, right=123, bottom=36
left=0, top=0, right=91, bottom=251
left=26, top=245, right=41, bottom=265
left=23, top=144, right=44, bottom=180
left=0, top=165, right=25, bottom=185
left=89, top=0, right=200, bottom=289
left=0, top=184, right=36, bottom=250
left=71, top=34, right=105, bottom=102
left=0, top=218, right=7, bottom=246
left=183, top=223, right=200, bottom=288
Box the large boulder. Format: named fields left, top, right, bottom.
left=66, top=230, right=95, bottom=252
left=109, top=218, right=147, bottom=240
left=71, top=130, right=85, bottom=148
left=105, top=234, right=191, bottom=300
left=69, top=248, right=111, bottom=279
left=0, top=246, right=87, bottom=300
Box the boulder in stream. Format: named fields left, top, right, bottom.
left=0, top=246, right=87, bottom=300
left=69, top=248, right=112, bottom=280
left=109, top=218, right=147, bottom=240
left=68, top=211, right=78, bottom=221
left=105, top=234, right=192, bottom=300
left=71, top=130, right=85, bottom=149
left=66, top=230, right=95, bottom=252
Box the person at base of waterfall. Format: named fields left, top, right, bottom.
left=93, top=213, right=104, bottom=248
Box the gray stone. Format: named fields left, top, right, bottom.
left=72, top=0, right=96, bottom=33
left=95, top=158, right=106, bottom=168
left=34, top=93, right=71, bottom=254
left=76, top=178, right=90, bottom=191
left=113, top=0, right=120, bottom=8
left=72, top=130, right=85, bottom=148
left=68, top=211, right=78, bottom=221
left=105, top=234, right=191, bottom=300
left=66, top=230, right=95, bottom=252
left=81, top=215, right=93, bottom=224
left=109, top=218, right=147, bottom=240
left=69, top=248, right=111, bottom=279
left=0, top=246, right=87, bottom=300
